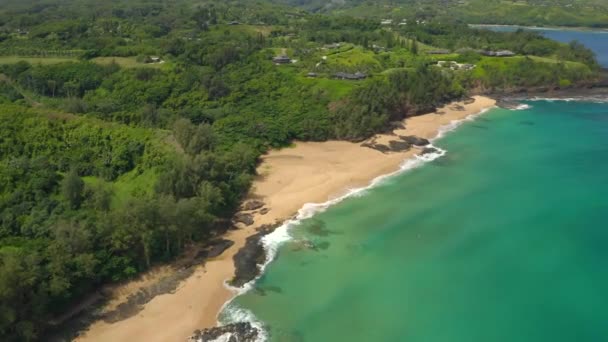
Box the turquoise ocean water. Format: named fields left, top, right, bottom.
left=222, top=101, right=608, bottom=342
left=220, top=30, right=608, bottom=342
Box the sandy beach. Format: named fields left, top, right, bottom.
left=75, top=95, right=496, bottom=342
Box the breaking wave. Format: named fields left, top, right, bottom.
left=511, top=104, right=532, bottom=110
left=529, top=96, right=608, bottom=103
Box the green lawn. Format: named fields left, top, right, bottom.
left=301, top=77, right=359, bottom=100
left=425, top=53, right=461, bottom=61
left=324, top=46, right=381, bottom=70
left=83, top=168, right=159, bottom=209
left=112, top=168, right=159, bottom=208
left=92, top=57, right=167, bottom=69
left=0, top=56, right=169, bottom=69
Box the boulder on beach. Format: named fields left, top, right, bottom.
left=361, top=142, right=391, bottom=153
left=234, top=213, right=254, bottom=226
left=388, top=140, right=411, bottom=152
left=242, top=200, right=265, bottom=211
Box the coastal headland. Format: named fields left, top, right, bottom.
left=74, top=96, right=496, bottom=342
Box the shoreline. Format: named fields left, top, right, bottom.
left=494, top=87, right=608, bottom=100
left=74, top=96, right=497, bottom=342
left=469, top=23, right=608, bottom=33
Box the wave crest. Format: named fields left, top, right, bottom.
left=530, top=96, right=608, bottom=103
left=512, top=104, right=531, bottom=110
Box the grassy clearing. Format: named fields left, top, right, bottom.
left=301, top=77, right=359, bottom=100
left=381, top=67, right=411, bottom=75
left=496, top=55, right=588, bottom=69
left=471, top=55, right=591, bottom=80
left=325, top=46, right=380, bottom=69
left=223, top=24, right=275, bottom=36
left=92, top=57, right=167, bottom=69
left=0, top=56, right=168, bottom=69
left=111, top=168, right=159, bottom=208
left=425, top=53, right=461, bottom=61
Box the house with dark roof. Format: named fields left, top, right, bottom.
left=481, top=50, right=516, bottom=57
left=495, top=50, right=516, bottom=57
left=324, top=43, right=342, bottom=49
left=272, top=55, right=292, bottom=64
left=428, top=49, right=451, bottom=55
left=333, top=72, right=367, bottom=80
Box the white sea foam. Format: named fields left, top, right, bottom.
left=529, top=96, right=608, bottom=103
left=511, top=104, right=531, bottom=110
left=216, top=106, right=494, bottom=341
left=434, top=107, right=493, bottom=140
left=212, top=304, right=268, bottom=342
left=205, top=333, right=232, bottom=342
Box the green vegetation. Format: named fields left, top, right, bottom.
left=0, top=0, right=602, bottom=340
left=0, top=56, right=76, bottom=65
left=278, top=0, right=608, bottom=28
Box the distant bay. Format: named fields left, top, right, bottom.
left=472, top=25, right=608, bottom=67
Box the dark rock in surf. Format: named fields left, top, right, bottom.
left=496, top=99, right=523, bottom=110
left=399, top=135, right=430, bottom=146
left=192, top=322, right=259, bottom=341
left=230, top=224, right=276, bottom=287
left=420, top=147, right=439, bottom=155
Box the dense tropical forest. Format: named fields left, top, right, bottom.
left=0, top=0, right=602, bottom=340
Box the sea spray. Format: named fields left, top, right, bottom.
left=216, top=108, right=494, bottom=341
left=512, top=104, right=532, bottom=111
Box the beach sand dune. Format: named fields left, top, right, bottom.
left=75, top=96, right=495, bottom=342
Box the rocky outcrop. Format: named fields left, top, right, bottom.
left=388, top=140, right=411, bottom=152
left=398, top=135, right=430, bottom=146
left=193, top=239, right=235, bottom=261
left=241, top=200, right=265, bottom=211
left=360, top=141, right=391, bottom=153
left=420, top=147, right=439, bottom=155
left=192, top=322, right=258, bottom=342
left=101, top=239, right=233, bottom=324
left=230, top=224, right=277, bottom=287
left=495, top=98, right=523, bottom=109
left=234, top=213, right=254, bottom=226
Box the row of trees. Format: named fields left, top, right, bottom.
left=0, top=106, right=256, bottom=340
left=332, top=65, right=465, bottom=140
